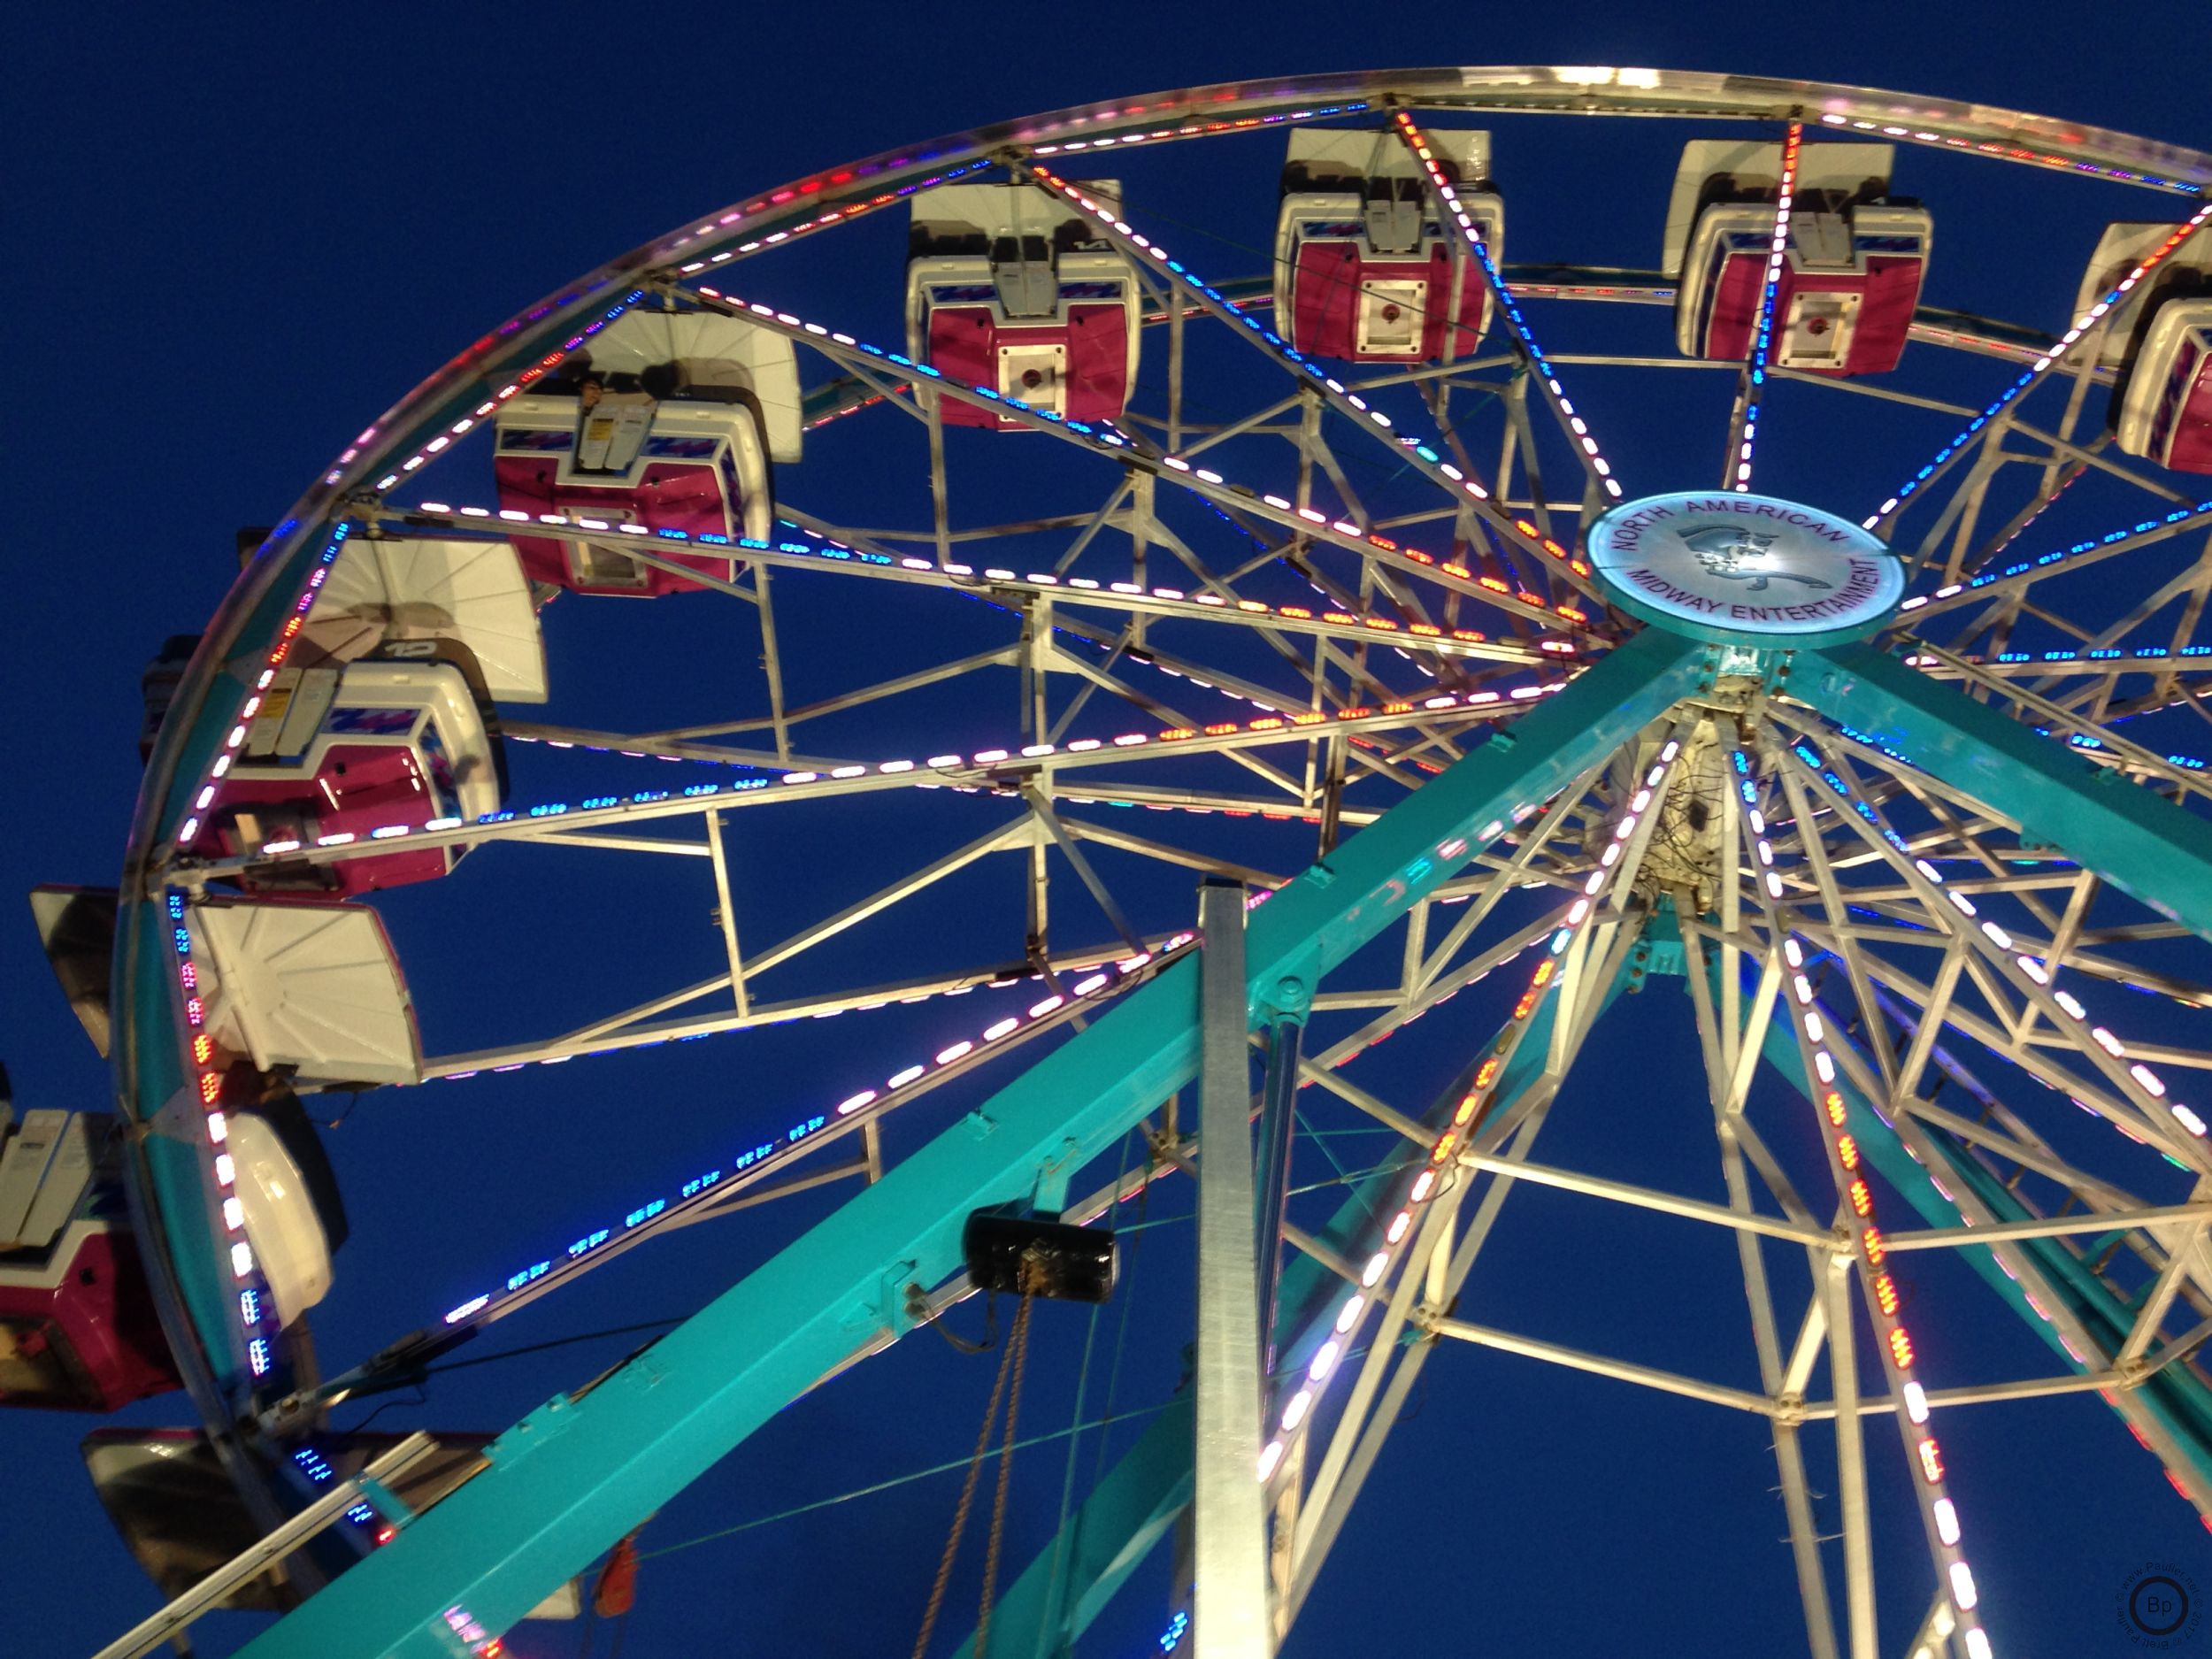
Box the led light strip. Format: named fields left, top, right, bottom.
left=1907, top=641, right=2212, bottom=672
left=1733, top=747, right=1994, bottom=1659
left=1028, top=101, right=1369, bottom=157
left=433, top=940, right=1191, bottom=1328
left=290, top=1445, right=382, bottom=1537
left=1816, top=112, right=2205, bottom=196
left=672, top=159, right=994, bottom=274
left=1865, top=206, right=2212, bottom=530
left=1895, top=497, right=2212, bottom=618
left=353, top=293, right=646, bottom=493
left=192, top=680, right=1570, bottom=879
left=677, top=287, right=1597, bottom=633
left=666, top=105, right=1374, bottom=276
left=170, top=522, right=353, bottom=850
left=1254, top=737, right=1685, bottom=1485
left=400, top=505, right=1571, bottom=660
left=1732, top=121, right=1802, bottom=492
left=157, top=526, right=373, bottom=1385
left=1022, top=167, right=1600, bottom=598
left=1783, top=738, right=2207, bottom=1152
left=1390, top=109, right=1624, bottom=502
left=162, top=889, right=280, bottom=1379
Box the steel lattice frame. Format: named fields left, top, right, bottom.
left=102, top=67, right=2212, bottom=1659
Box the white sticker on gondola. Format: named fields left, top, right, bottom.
left=1588, top=491, right=1903, bottom=636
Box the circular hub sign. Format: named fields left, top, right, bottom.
left=1587, top=491, right=1905, bottom=644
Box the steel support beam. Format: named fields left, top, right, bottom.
left=236, top=626, right=1706, bottom=1659
left=1194, top=879, right=1270, bottom=1659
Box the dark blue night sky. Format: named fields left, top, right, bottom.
left=9, top=6, right=2212, bottom=1657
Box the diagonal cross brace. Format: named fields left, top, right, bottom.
left=237, top=627, right=1704, bottom=1659
left=1802, top=641, right=2212, bottom=942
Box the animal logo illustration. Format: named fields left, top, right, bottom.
left=1676, top=525, right=1832, bottom=591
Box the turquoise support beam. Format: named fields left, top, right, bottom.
left=239, top=626, right=1705, bottom=1659
left=1802, top=641, right=2212, bottom=941
left=946, top=1396, right=1194, bottom=1659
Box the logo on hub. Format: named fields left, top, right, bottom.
left=1587, top=492, right=1902, bottom=638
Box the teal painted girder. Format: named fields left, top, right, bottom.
left=240, top=628, right=1709, bottom=1658
left=949, top=944, right=1625, bottom=1659
left=1802, top=642, right=2212, bottom=941
left=945, top=1395, right=1194, bottom=1659
left=1752, top=972, right=2212, bottom=1495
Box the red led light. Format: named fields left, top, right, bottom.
left=1918, top=1438, right=1944, bottom=1482
left=1848, top=1179, right=1873, bottom=1217
left=1873, top=1273, right=1900, bottom=1315
left=192, top=1034, right=213, bottom=1065
left=1474, top=1059, right=1501, bottom=1089
left=1889, top=1327, right=1916, bottom=1369
left=1837, top=1133, right=1860, bottom=1170
left=1863, top=1227, right=1886, bottom=1263
left=1824, top=1090, right=1847, bottom=1126
left=199, top=1072, right=222, bottom=1104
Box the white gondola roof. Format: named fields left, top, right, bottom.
left=1662, top=141, right=1898, bottom=277
left=188, top=900, right=422, bottom=1087
left=306, top=538, right=549, bottom=704
left=567, top=309, right=802, bottom=464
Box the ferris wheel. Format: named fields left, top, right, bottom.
left=20, top=64, right=2212, bottom=1659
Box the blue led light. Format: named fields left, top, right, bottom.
left=507, top=1261, right=550, bottom=1291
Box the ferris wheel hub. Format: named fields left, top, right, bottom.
left=1587, top=490, right=1904, bottom=648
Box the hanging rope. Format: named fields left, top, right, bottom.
left=911, top=1293, right=1025, bottom=1659
left=973, top=1283, right=1037, bottom=1658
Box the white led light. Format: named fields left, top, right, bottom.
left=1933, top=1497, right=1961, bottom=1545
left=1947, top=1562, right=1978, bottom=1611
